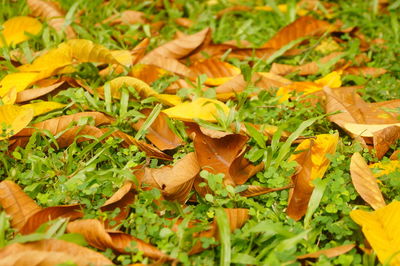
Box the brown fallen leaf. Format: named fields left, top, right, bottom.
left=189, top=208, right=249, bottom=255
left=132, top=109, right=184, bottom=151
left=142, top=56, right=195, bottom=78
left=141, top=28, right=210, bottom=62
left=131, top=38, right=150, bottom=65
left=15, top=80, right=65, bottom=103
left=270, top=52, right=344, bottom=76
left=297, top=244, right=355, bottom=260
left=130, top=64, right=170, bottom=84
left=239, top=184, right=293, bottom=197
left=189, top=58, right=240, bottom=86
left=391, top=150, right=400, bottom=160
left=262, top=16, right=333, bottom=49
left=28, top=0, right=76, bottom=39
left=0, top=239, right=113, bottom=266
left=350, top=153, right=386, bottom=210
left=193, top=128, right=249, bottom=186
left=20, top=204, right=83, bottom=235
left=343, top=66, right=387, bottom=77
left=373, top=126, right=400, bottom=159
left=0, top=180, right=41, bottom=230
left=229, top=148, right=264, bottom=185
left=175, top=17, right=193, bottom=28
left=67, top=219, right=170, bottom=260
left=141, top=152, right=200, bottom=203
left=101, top=182, right=135, bottom=226
left=106, top=129, right=173, bottom=161
left=102, top=10, right=148, bottom=26
left=287, top=134, right=339, bottom=221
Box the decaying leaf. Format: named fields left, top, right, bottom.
left=262, top=16, right=333, bottom=49
left=20, top=204, right=83, bottom=235
left=297, top=244, right=355, bottom=260
left=373, top=126, right=400, bottom=159
left=67, top=219, right=170, bottom=259
left=27, top=0, right=76, bottom=38
left=350, top=201, right=400, bottom=265
left=101, top=182, right=135, bottom=225
left=132, top=109, right=184, bottom=150
left=189, top=58, right=241, bottom=86
left=350, top=153, right=386, bottom=210
left=0, top=239, right=113, bottom=266
left=287, top=134, right=339, bottom=221
left=15, top=80, right=66, bottom=103
left=141, top=152, right=200, bottom=203
left=239, top=184, right=293, bottom=197
left=0, top=180, right=41, bottom=230
left=141, top=28, right=210, bottom=62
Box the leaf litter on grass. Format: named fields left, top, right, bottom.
left=0, top=0, right=399, bottom=265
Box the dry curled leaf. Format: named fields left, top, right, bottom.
left=0, top=180, right=41, bottom=230
left=27, top=0, right=76, bottom=38
left=262, top=16, right=333, bottom=49
left=101, top=182, right=135, bottom=226
left=350, top=152, right=386, bottom=210
left=239, top=184, right=293, bottom=197
left=67, top=219, right=170, bottom=260
left=141, top=152, right=200, bottom=203
left=141, top=28, right=210, bottom=62
left=297, top=244, right=355, bottom=260
left=0, top=239, right=113, bottom=266
left=132, top=109, right=184, bottom=150
left=373, top=126, right=400, bottom=159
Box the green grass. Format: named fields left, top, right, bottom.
left=1, top=0, right=400, bottom=265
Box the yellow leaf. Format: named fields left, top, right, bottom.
left=276, top=71, right=341, bottom=103
left=99, top=76, right=157, bottom=99
left=111, top=50, right=133, bottom=66
left=0, top=105, right=33, bottom=140
left=205, top=77, right=235, bottom=86
left=22, top=101, right=65, bottom=116
left=315, top=39, right=341, bottom=54
left=67, top=39, right=119, bottom=65
left=350, top=201, right=400, bottom=265
left=0, top=72, right=40, bottom=97
left=0, top=16, right=42, bottom=47
left=162, top=98, right=230, bottom=122
left=1, top=88, right=17, bottom=105
left=290, top=134, right=339, bottom=181
left=315, top=71, right=342, bottom=88
left=155, top=94, right=182, bottom=106
left=369, top=160, right=400, bottom=178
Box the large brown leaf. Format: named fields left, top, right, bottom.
left=373, top=126, right=400, bottom=159
left=142, top=56, right=195, bottom=78
left=141, top=28, right=210, bottom=62
left=343, top=66, right=387, bottom=77
left=15, top=80, right=65, bottom=103
left=67, top=219, right=169, bottom=260
left=350, top=153, right=386, bottom=210
left=262, top=16, right=332, bottom=49
left=20, top=204, right=83, bottom=235
left=193, top=128, right=249, bottom=186
left=28, top=0, right=76, bottom=38
left=100, top=181, right=135, bottom=225
left=132, top=109, right=184, bottom=150
left=189, top=58, right=240, bottom=86
left=0, top=239, right=113, bottom=266
left=141, top=152, right=200, bottom=203
left=0, top=180, right=41, bottom=230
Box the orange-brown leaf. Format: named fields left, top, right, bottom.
left=373, top=126, right=400, bottom=159
left=350, top=152, right=386, bottom=210
left=0, top=180, right=41, bottom=230
left=132, top=109, right=184, bottom=150
left=28, top=0, right=76, bottom=38
left=142, top=152, right=200, bottom=203
left=0, top=239, right=113, bottom=266
left=141, top=28, right=210, bottom=61
left=262, top=16, right=333, bottom=49
left=15, top=80, right=65, bottom=103
left=297, top=244, right=355, bottom=260
left=20, top=204, right=83, bottom=235
left=67, top=219, right=169, bottom=259
left=239, top=184, right=293, bottom=197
